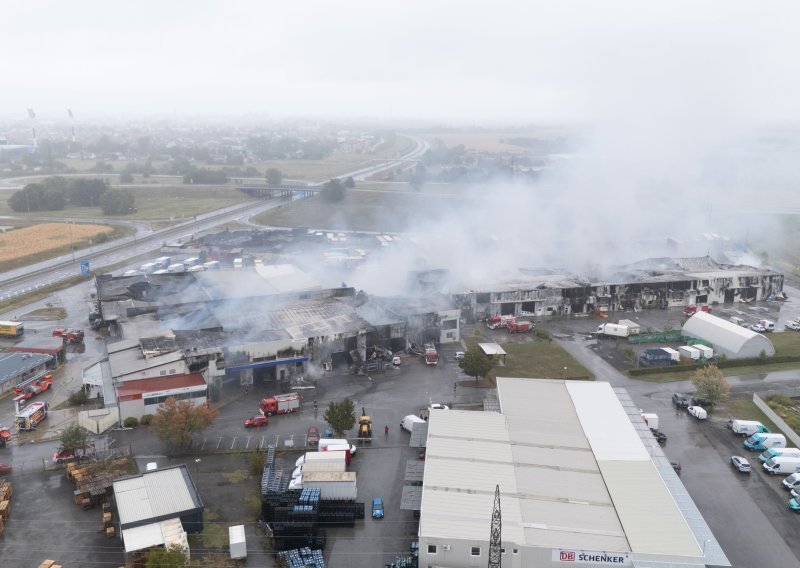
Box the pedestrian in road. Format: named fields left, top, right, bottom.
left=385, top=425, right=389, bottom=436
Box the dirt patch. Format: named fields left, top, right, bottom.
left=0, top=222, right=112, bottom=262
left=22, top=306, right=67, bottom=320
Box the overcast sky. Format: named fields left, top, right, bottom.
left=4, top=1, right=800, bottom=124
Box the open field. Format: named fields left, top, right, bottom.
left=0, top=222, right=113, bottom=271
left=464, top=333, right=592, bottom=382
left=0, top=185, right=248, bottom=222
left=418, top=127, right=574, bottom=153
left=253, top=188, right=463, bottom=231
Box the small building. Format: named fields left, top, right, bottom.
left=0, top=352, right=53, bottom=394
left=113, top=465, right=203, bottom=558
left=478, top=342, right=507, bottom=365
left=116, top=373, right=207, bottom=421
left=10, top=336, right=66, bottom=367
left=682, top=311, right=775, bottom=359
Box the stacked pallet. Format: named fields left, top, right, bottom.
left=37, top=561, right=63, bottom=568
left=67, top=457, right=132, bottom=509
left=0, top=480, right=11, bottom=537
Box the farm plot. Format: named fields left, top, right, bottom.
left=0, top=222, right=112, bottom=263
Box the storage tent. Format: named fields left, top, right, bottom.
left=681, top=311, right=774, bottom=359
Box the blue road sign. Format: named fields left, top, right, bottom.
left=80, top=261, right=91, bottom=275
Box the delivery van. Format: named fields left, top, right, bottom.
left=731, top=419, right=769, bottom=437
left=758, top=319, right=776, bottom=332
left=744, top=432, right=786, bottom=452
left=782, top=472, right=800, bottom=490
left=759, top=447, right=800, bottom=463
left=401, top=414, right=426, bottom=432
left=730, top=316, right=747, bottom=327
left=762, top=456, right=800, bottom=475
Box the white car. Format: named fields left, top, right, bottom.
left=687, top=405, right=708, bottom=420
left=750, top=323, right=766, bottom=333
left=455, top=351, right=465, bottom=360
left=392, top=356, right=402, bottom=366
left=429, top=403, right=450, bottom=411
left=786, top=321, right=800, bottom=331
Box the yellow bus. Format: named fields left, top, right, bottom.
left=0, top=321, right=24, bottom=338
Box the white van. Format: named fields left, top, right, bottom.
left=730, top=316, right=747, bottom=327
left=758, top=319, right=776, bottom=332
left=782, top=472, right=800, bottom=490
left=763, top=456, right=800, bottom=475
left=401, top=414, right=426, bottom=432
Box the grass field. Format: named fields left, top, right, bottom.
left=722, top=396, right=779, bottom=430
left=418, top=128, right=574, bottom=153
left=0, top=186, right=248, bottom=222
left=465, top=334, right=592, bottom=382
left=0, top=222, right=113, bottom=271
left=253, top=189, right=463, bottom=232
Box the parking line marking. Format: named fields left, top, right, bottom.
left=216, top=437, right=223, bottom=449
left=201, top=438, right=207, bottom=450
left=230, top=437, right=237, bottom=450
left=245, top=436, right=251, bottom=449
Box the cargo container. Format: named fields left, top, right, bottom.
left=692, top=344, right=714, bottom=359
left=187, top=265, right=205, bottom=272
left=661, top=347, right=680, bottom=362
left=167, top=263, right=185, bottom=273
left=203, top=260, right=220, bottom=270
left=597, top=323, right=634, bottom=338
left=155, top=256, right=171, bottom=269
left=678, top=345, right=701, bottom=361
left=233, top=258, right=244, bottom=269
left=229, top=525, right=247, bottom=560
left=183, top=257, right=200, bottom=268
left=617, top=319, right=641, bottom=335
left=301, top=471, right=357, bottom=500
left=638, top=348, right=675, bottom=367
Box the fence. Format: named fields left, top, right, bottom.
left=753, top=389, right=800, bottom=449
left=627, top=331, right=711, bottom=346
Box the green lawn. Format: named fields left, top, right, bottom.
left=0, top=186, right=248, bottom=222
left=721, top=396, right=780, bottom=431
left=464, top=335, right=592, bottom=382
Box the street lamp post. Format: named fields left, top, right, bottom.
left=194, top=458, right=201, bottom=487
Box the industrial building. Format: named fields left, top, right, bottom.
left=682, top=311, right=775, bottom=359
left=10, top=336, right=66, bottom=367
left=418, top=378, right=727, bottom=568
left=453, top=256, right=783, bottom=322
left=0, top=352, right=53, bottom=394
left=113, top=465, right=203, bottom=559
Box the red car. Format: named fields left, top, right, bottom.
left=307, top=426, right=320, bottom=447
left=53, top=450, right=86, bottom=464
left=0, top=463, right=12, bottom=475
left=244, top=415, right=269, bottom=428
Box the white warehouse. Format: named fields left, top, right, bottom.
left=682, top=311, right=775, bottom=359
left=418, top=378, right=728, bottom=568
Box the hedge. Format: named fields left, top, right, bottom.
left=629, top=354, right=800, bottom=376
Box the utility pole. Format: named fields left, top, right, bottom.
left=488, top=484, right=501, bottom=568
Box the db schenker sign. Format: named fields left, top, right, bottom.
left=553, top=550, right=631, bottom=565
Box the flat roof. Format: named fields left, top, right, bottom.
left=0, top=352, right=52, bottom=383
left=478, top=342, right=507, bottom=356
left=420, top=378, right=704, bottom=561
left=10, top=336, right=64, bottom=353
left=113, top=465, right=202, bottom=529
left=108, top=341, right=187, bottom=380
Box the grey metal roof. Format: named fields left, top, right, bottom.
left=400, top=486, right=423, bottom=511
left=0, top=352, right=52, bottom=384
left=405, top=460, right=425, bottom=483
left=108, top=342, right=187, bottom=380
left=113, top=466, right=202, bottom=529
left=409, top=421, right=428, bottom=448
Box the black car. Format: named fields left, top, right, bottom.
left=650, top=428, right=667, bottom=444
left=672, top=393, right=690, bottom=408
left=691, top=396, right=715, bottom=408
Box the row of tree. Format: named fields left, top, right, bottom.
left=8, top=177, right=136, bottom=215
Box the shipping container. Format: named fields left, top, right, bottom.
left=678, top=345, right=701, bottom=361
left=692, top=344, right=714, bottom=359
left=302, top=471, right=357, bottom=500
left=229, top=525, right=247, bottom=560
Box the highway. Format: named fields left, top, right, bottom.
left=0, top=135, right=427, bottom=300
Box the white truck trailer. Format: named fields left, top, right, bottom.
left=300, top=471, right=357, bottom=499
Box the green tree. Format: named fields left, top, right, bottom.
left=60, top=423, right=90, bottom=453
left=410, top=163, right=428, bottom=191
left=69, top=178, right=109, bottom=206
left=151, top=398, right=219, bottom=449
left=146, top=544, right=188, bottom=568
left=323, top=398, right=356, bottom=438
left=321, top=178, right=346, bottom=202
left=459, top=348, right=493, bottom=382
left=691, top=364, right=730, bottom=407
left=100, top=190, right=136, bottom=215
left=266, top=168, right=283, bottom=185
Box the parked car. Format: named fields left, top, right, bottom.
left=53, top=449, right=88, bottom=464
left=371, top=497, right=384, bottom=519
left=688, top=406, right=708, bottom=420
left=671, top=462, right=682, bottom=475
left=672, top=393, right=691, bottom=408
left=244, top=415, right=269, bottom=428
left=786, top=321, right=800, bottom=331
left=455, top=351, right=465, bottom=360
left=650, top=429, right=667, bottom=444
left=731, top=455, right=752, bottom=473
left=0, top=462, right=11, bottom=475
left=691, top=396, right=715, bottom=408
left=429, top=403, right=450, bottom=411
left=392, top=356, right=402, bottom=366
left=307, top=426, right=320, bottom=447
left=750, top=323, right=766, bottom=333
